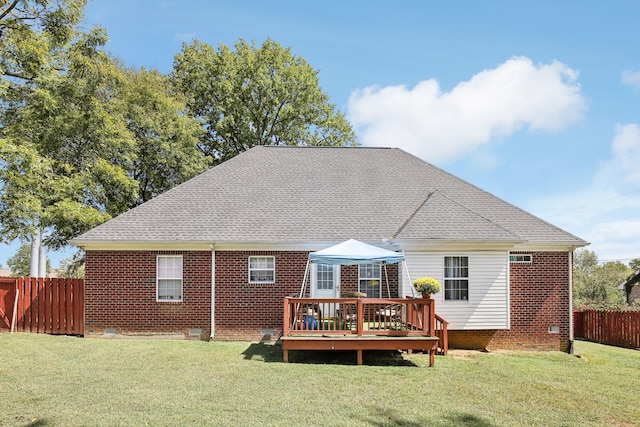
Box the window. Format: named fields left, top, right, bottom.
left=157, top=255, right=183, bottom=301
left=510, top=254, right=532, bottom=263
left=444, top=256, right=469, bottom=301
left=359, top=264, right=381, bottom=298
left=249, top=256, right=275, bottom=283
left=316, top=264, right=334, bottom=290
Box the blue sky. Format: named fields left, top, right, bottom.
left=2, top=0, right=640, bottom=268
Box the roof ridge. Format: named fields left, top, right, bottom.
left=432, top=191, right=521, bottom=239
left=392, top=191, right=434, bottom=239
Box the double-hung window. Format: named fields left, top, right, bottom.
left=157, top=255, right=183, bottom=302
left=359, top=263, right=381, bottom=298
left=249, top=256, right=275, bottom=283
left=444, top=256, right=469, bottom=301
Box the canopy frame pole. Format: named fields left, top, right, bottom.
left=298, top=259, right=310, bottom=298
left=404, top=260, right=417, bottom=298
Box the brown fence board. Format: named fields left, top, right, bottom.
left=574, top=310, right=640, bottom=349
left=0, top=277, right=84, bottom=335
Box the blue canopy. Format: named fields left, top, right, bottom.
left=308, top=239, right=404, bottom=265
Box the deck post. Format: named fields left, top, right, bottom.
left=428, top=299, right=435, bottom=336
left=283, top=297, right=291, bottom=335
left=356, top=299, right=364, bottom=336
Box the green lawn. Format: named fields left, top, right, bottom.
left=0, top=334, right=638, bottom=426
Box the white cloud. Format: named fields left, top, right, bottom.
left=528, top=124, right=640, bottom=263
left=347, top=56, right=587, bottom=164
left=595, top=124, right=640, bottom=188
left=621, top=70, right=640, bottom=88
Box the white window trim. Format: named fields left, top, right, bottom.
left=443, top=255, right=469, bottom=302
left=358, top=263, right=382, bottom=298
left=509, top=253, right=533, bottom=263
left=248, top=256, right=275, bottom=284
left=156, top=255, right=183, bottom=302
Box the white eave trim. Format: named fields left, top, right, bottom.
left=70, top=240, right=215, bottom=251
left=394, top=239, right=524, bottom=252
left=510, top=241, right=590, bottom=252
left=71, top=238, right=589, bottom=253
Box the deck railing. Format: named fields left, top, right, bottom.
left=283, top=297, right=447, bottom=354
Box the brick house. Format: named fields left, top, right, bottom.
left=619, top=270, right=640, bottom=305
left=71, top=146, right=587, bottom=351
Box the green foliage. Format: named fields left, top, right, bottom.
left=629, top=258, right=640, bottom=270
left=6, top=243, right=50, bottom=276
left=58, top=251, right=85, bottom=278
left=119, top=67, right=208, bottom=204
left=573, top=249, right=629, bottom=310
left=171, top=38, right=358, bottom=164
left=0, top=1, right=208, bottom=249
left=413, top=276, right=442, bottom=294
left=1, top=4, right=356, bottom=252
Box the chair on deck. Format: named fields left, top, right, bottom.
left=337, top=292, right=366, bottom=330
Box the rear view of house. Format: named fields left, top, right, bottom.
left=71, top=146, right=587, bottom=351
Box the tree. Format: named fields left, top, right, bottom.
left=0, top=1, right=208, bottom=249
left=573, top=249, right=629, bottom=310
left=58, top=252, right=84, bottom=278
left=629, top=258, right=640, bottom=271
left=7, top=243, right=50, bottom=276
left=171, top=38, right=357, bottom=164
left=0, top=0, right=113, bottom=248
left=119, top=66, right=208, bottom=205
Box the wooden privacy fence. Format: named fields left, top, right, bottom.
left=0, top=277, right=84, bottom=335
left=574, top=310, right=640, bottom=349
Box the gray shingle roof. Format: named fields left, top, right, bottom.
left=72, top=146, right=586, bottom=247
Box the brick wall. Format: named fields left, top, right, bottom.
left=213, top=251, right=306, bottom=340
left=85, top=249, right=400, bottom=341
left=84, top=250, right=212, bottom=338
left=213, top=252, right=399, bottom=340
left=448, top=251, right=572, bottom=352
left=85, top=249, right=569, bottom=351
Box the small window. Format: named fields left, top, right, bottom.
left=359, top=264, right=381, bottom=298
left=249, top=256, right=275, bottom=283
left=444, top=256, right=469, bottom=301
left=510, top=254, right=532, bottom=263
left=157, top=255, right=183, bottom=302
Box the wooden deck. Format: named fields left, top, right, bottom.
left=281, top=297, right=447, bottom=366
left=281, top=334, right=440, bottom=366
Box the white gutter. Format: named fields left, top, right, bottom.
left=568, top=249, right=574, bottom=354
left=210, top=244, right=216, bottom=340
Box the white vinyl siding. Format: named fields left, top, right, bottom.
left=403, top=252, right=509, bottom=330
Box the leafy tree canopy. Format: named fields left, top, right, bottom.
left=171, top=38, right=358, bottom=164
left=0, top=0, right=207, bottom=249
left=7, top=243, right=50, bottom=276
left=574, top=249, right=630, bottom=310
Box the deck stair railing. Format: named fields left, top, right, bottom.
left=283, top=297, right=448, bottom=354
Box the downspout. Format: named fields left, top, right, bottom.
left=210, top=244, right=216, bottom=340
left=568, top=250, right=574, bottom=354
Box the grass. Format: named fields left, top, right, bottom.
left=0, top=335, right=639, bottom=426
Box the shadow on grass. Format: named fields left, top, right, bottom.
left=291, top=349, right=418, bottom=367
left=243, top=341, right=419, bottom=367
left=359, top=407, right=495, bottom=427
left=242, top=341, right=284, bottom=362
